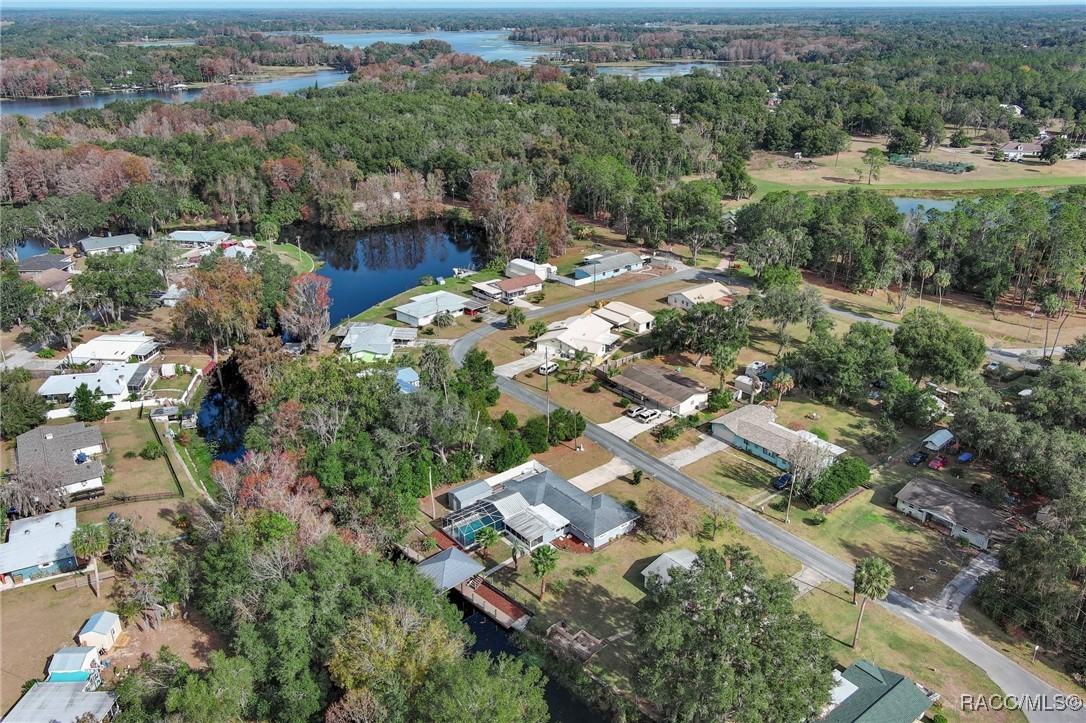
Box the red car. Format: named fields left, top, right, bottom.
left=928, top=455, right=948, bottom=470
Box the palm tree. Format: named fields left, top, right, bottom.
left=474, top=525, right=499, bottom=559
left=709, top=344, right=739, bottom=390
left=932, top=269, right=951, bottom=310
left=511, top=540, right=528, bottom=571
left=528, top=320, right=548, bottom=340
left=70, top=523, right=110, bottom=598
left=852, top=556, right=895, bottom=648
left=772, top=372, right=794, bottom=408
left=917, top=260, right=935, bottom=306
left=433, top=311, right=455, bottom=328
left=530, top=545, right=559, bottom=600
left=1041, top=294, right=1063, bottom=360
left=506, top=307, right=526, bottom=329
left=571, top=348, right=593, bottom=382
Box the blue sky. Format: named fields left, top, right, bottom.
left=3, top=1, right=1082, bottom=8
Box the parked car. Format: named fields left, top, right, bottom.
left=907, top=451, right=930, bottom=466
left=772, top=473, right=793, bottom=491
left=957, top=452, right=975, bottom=464
left=538, top=360, right=559, bottom=375
left=624, top=405, right=645, bottom=418
left=635, top=408, right=662, bottom=424
left=928, top=455, right=949, bottom=470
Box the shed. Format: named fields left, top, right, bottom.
left=417, top=547, right=484, bottom=591
left=150, top=406, right=179, bottom=422
left=641, top=549, right=698, bottom=587
left=47, top=647, right=99, bottom=682
left=160, top=363, right=177, bottom=378
left=78, top=611, right=123, bottom=652
left=921, top=429, right=954, bottom=452
left=447, top=478, right=492, bottom=512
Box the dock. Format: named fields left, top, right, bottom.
left=455, top=576, right=531, bottom=631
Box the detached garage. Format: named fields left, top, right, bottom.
left=78, top=611, right=122, bottom=652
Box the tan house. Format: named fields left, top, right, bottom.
left=667, top=281, right=734, bottom=310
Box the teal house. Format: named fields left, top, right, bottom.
left=0, top=508, right=79, bottom=587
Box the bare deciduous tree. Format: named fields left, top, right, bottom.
left=1, top=469, right=68, bottom=516
left=644, top=487, right=699, bottom=542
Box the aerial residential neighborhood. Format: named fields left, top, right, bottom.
left=1, top=3, right=1085, bottom=723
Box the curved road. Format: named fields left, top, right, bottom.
left=451, top=266, right=1080, bottom=722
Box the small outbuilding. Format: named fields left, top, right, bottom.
left=642, top=549, right=698, bottom=587
left=921, top=429, right=954, bottom=452
left=78, top=611, right=123, bottom=652
left=416, top=547, right=485, bottom=591
left=47, top=646, right=100, bottom=684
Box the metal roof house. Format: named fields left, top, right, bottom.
left=894, top=478, right=1004, bottom=550
left=574, top=251, right=644, bottom=282
left=667, top=281, right=734, bottom=310
left=47, top=647, right=100, bottom=683
left=66, top=331, right=160, bottom=365
left=78, top=611, right=123, bottom=652
left=0, top=508, right=79, bottom=587
left=16, top=422, right=106, bottom=499
left=38, top=363, right=152, bottom=404
left=168, top=230, right=230, bottom=246
left=444, top=467, right=639, bottom=551
left=710, top=404, right=845, bottom=471
left=506, top=258, right=556, bottom=281
left=820, top=660, right=934, bottom=723
left=641, top=549, right=698, bottom=587
left=3, top=681, right=118, bottom=723
left=394, top=290, right=478, bottom=327
left=337, top=322, right=417, bottom=361
left=608, top=364, right=709, bottom=415
left=78, top=233, right=141, bottom=256
left=417, top=547, right=485, bottom=591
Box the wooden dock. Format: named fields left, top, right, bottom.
left=454, top=577, right=531, bottom=630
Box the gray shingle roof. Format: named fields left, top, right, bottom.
left=610, top=364, right=708, bottom=410
left=895, top=478, right=1004, bottom=536
left=417, top=547, right=484, bottom=590
left=16, top=423, right=105, bottom=488
left=497, top=470, right=639, bottom=542
left=78, top=234, right=141, bottom=252
left=18, top=254, right=72, bottom=273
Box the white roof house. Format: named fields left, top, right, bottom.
left=394, top=290, right=478, bottom=327
left=222, top=244, right=254, bottom=260
left=67, top=331, right=159, bottom=365
left=921, top=429, right=955, bottom=451
left=338, top=322, right=417, bottom=359
left=535, top=314, right=621, bottom=361
left=168, top=230, right=230, bottom=246
left=0, top=508, right=78, bottom=580
left=506, top=258, right=556, bottom=281
left=642, top=549, right=698, bottom=586
left=668, top=281, right=734, bottom=309
left=78, top=234, right=141, bottom=256
left=38, top=363, right=150, bottom=404
left=3, top=681, right=118, bottom=723
left=593, top=301, right=655, bottom=334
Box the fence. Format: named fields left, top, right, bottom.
left=78, top=491, right=180, bottom=512
left=598, top=349, right=653, bottom=374
left=147, top=417, right=186, bottom=497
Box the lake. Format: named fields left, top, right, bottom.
left=594, top=62, right=724, bottom=81
left=891, top=197, right=959, bottom=214
left=312, top=30, right=554, bottom=65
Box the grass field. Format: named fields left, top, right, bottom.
left=256, top=239, right=318, bottom=273
left=798, top=583, right=1027, bottom=723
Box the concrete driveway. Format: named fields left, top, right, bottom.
left=495, top=351, right=547, bottom=379
left=599, top=411, right=672, bottom=441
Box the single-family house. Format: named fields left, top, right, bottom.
left=667, top=281, right=734, bottom=310
left=494, top=274, right=543, bottom=302
left=159, top=283, right=188, bottom=307
left=416, top=547, right=485, bottom=591
left=998, top=141, right=1043, bottom=160
left=593, top=301, right=654, bottom=334
left=3, top=681, right=118, bottom=723
left=642, top=549, right=698, bottom=587
left=336, top=322, right=417, bottom=361
left=16, top=422, right=106, bottom=500
left=608, top=364, right=709, bottom=415
left=78, top=612, right=123, bottom=652
left=894, top=477, right=1004, bottom=550
left=0, top=508, right=79, bottom=587
left=819, top=660, right=934, bottom=723
left=535, top=314, right=621, bottom=362
left=38, top=363, right=153, bottom=405
left=505, top=258, right=556, bottom=281
left=66, top=331, right=160, bottom=365
left=444, top=466, right=639, bottom=551
left=394, top=290, right=482, bottom=327
left=78, top=234, right=141, bottom=256
left=18, top=254, right=74, bottom=276
left=47, top=647, right=101, bottom=685
left=920, top=429, right=954, bottom=452
left=168, top=230, right=230, bottom=246
left=395, top=367, right=421, bottom=394
left=999, top=103, right=1024, bottom=117
left=222, top=244, right=253, bottom=260
left=573, top=251, right=644, bottom=282
left=25, top=267, right=74, bottom=296
left=710, top=404, right=845, bottom=471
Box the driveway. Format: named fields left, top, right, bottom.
left=494, top=351, right=546, bottom=379
left=568, top=458, right=633, bottom=492
left=599, top=411, right=672, bottom=441
left=935, top=553, right=999, bottom=612
left=660, top=434, right=728, bottom=469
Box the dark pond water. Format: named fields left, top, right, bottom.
left=891, top=196, right=959, bottom=214
left=464, top=611, right=608, bottom=723
left=196, top=358, right=253, bottom=463
left=292, top=218, right=486, bottom=326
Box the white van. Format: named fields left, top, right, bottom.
left=538, top=360, right=559, bottom=376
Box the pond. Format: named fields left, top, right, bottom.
left=594, top=62, right=725, bottom=81
left=891, top=196, right=960, bottom=214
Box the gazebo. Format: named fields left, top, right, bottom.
left=416, top=547, right=485, bottom=591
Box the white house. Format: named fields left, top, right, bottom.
left=16, top=422, right=105, bottom=500
left=998, top=141, right=1043, bottom=160
left=78, top=234, right=141, bottom=256
left=608, top=364, right=709, bottom=415
left=393, top=290, right=481, bottom=327
left=894, top=477, right=1003, bottom=550
left=337, top=322, right=417, bottom=361
left=78, top=611, right=123, bottom=652
left=642, top=549, right=698, bottom=586
left=535, top=314, right=621, bottom=362
left=999, top=103, right=1024, bottom=117
left=505, top=258, right=556, bottom=281
left=593, top=301, right=655, bottom=334
left=67, top=331, right=159, bottom=365
left=668, top=281, right=734, bottom=310
left=710, top=404, right=845, bottom=471
left=38, top=363, right=152, bottom=405
left=168, top=230, right=230, bottom=246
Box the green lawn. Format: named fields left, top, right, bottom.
left=797, top=583, right=1027, bottom=723
left=95, top=412, right=179, bottom=497
left=751, top=174, right=1086, bottom=200
left=255, top=239, right=318, bottom=273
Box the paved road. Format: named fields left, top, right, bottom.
left=451, top=269, right=1080, bottom=721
